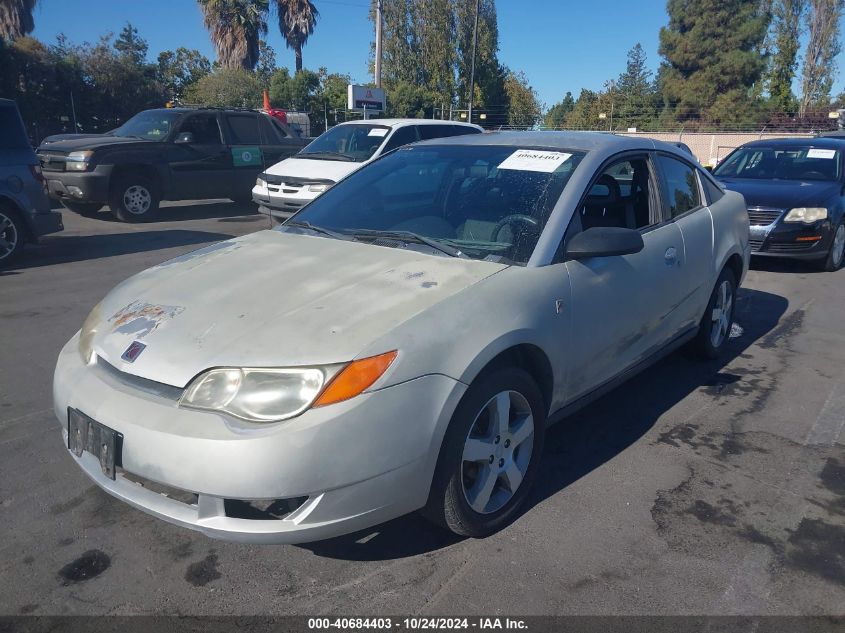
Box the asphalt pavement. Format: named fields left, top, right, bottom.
left=0, top=202, right=843, bottom=616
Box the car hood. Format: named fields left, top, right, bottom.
left=38, top=134, right=149, bottom=153
left=716, top=177, right=840, bottom=209
left=264, top=157, right=362, bottom=182
left=90, top=230, right=507, bottom=388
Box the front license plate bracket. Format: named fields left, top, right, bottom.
left=67, top=408, right=120, bottom=480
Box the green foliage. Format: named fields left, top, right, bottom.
left=274, top=0, right=319, bottom=72
left=544, top=91, right=574, bottom=128
left=0, top=0, right=36, bottom=41
left=157, top=48, right=212, bottom=101
left=114, top=22, right=148, bottom=65
left=800, top=0, right=844, bottom=114
left=766, top=0, right=804, bottom=114
left=255, top=39, right=277, bottom=87
left=184, top=66, right=263, bottom=107
left=198, top=0, right=269, bottom=69
left=503, top=70, right=542, bottom=128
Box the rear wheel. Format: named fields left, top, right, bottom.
left=819, top=222, right=844, bottom=272
left=422, top=367, right=545, bottom=537
left=689, top=267, right=737, bottom=360
left=0, top=206, right=25, bottom=267
left=61, top=201, right=103, bottom=217
left=109, top=175, right=159, bottom=222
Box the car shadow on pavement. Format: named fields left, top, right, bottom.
left=12, top=229, right=235, bottom=269
left=749, top=257, right=826, bottom=275
left=301, top=288, right=788, bottom=562
left=58, top=200, right=267, bottom=224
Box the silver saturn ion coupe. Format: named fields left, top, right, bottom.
left=53, top=132, right=750, bottom=543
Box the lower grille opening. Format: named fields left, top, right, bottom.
left=224, top=497, right=308, bottom=521
left=120, top=469, right=199, bottom=505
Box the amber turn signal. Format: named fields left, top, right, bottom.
left=313, top=351, right=398, bottom=407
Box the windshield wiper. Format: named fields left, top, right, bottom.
left=296, top=151, right=357, bottom=162
left=351, top=229, right=467, bottom=258
left=284, top=220, right=348, bottom=240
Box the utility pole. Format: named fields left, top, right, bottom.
left=374, top=0, right=383, bottom=88
left=467, top=0, right=480, bottom=123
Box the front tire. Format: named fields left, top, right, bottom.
left=422, top=367, right=545, bottom=537
left=819, top=222, right=844, bottom=272
left=689, top=267, right=737, bottom=360
left=109, top=176, right=159, bottom=222
left=0, top=206, right=25, bottom=267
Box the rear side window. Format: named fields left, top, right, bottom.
left=227, top=114, right=261, bottom=144
left=450, top=125, right=482, bottom=137
left=382, top=126, right=419, bottom=153
left=701, top=173, right=724, bottom=204
left=657, top=155, right=701, bottom=218
left=0, top=105, right=30, bottom=150
left=178, top=113, right=222, bottom=145
left=417, top=124, right=466, bottom=140
left=257, top=115, right=281, bottom=143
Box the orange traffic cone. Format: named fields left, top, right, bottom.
left=263, top=90, right=271, bottom=111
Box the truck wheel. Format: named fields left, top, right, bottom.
left=0, top=206, right=25, bottom=268
left=61, top=201, right=103, bottom=217
left=109, top=176, right=159, bottom=222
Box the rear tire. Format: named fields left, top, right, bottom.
left=0, top=206, right=26, bottom=268
left=109, top=175, right=159, bottom=223
left=422, top=367, right=545, bottom=537
left=819, top=222, right=844, bottom=272
left=689, top=267, right=737, bottom=360
left=61, top=201, right=103, bottom=217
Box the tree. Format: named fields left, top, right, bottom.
left=454, top=0, right=505, bottom=111
left=274, top=0, right=318, bottom=73
left=0, top=0, right=36, bottom=41
left=157, top=48, right=211, bottom=101
left=412, top=0, right=455, bottom=108
left=767, top=0, right=805, bottom=114
left=185, top=67, right=263, bottom=107
left=658, top=0, right=770, bottom=127
left=503, top=70, right=542, bottom=128
left=615, top=43, right=657, bottom=130
left=564, top=89, right=600, bottom=130
left=268, top=66, right=319, bottom=109
left=255, top=39, right=277, bottom=87
left=800, top=0, right=844, bottom=115
left=544, top=91, right=574, bottom=128
left=114, top=22, right=148, bottom=66
left=198, top=0, right=269, bottom=70
left=373, top=0, right=420, bottom=85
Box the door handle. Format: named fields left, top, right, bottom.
left=664, top=247, right=678, bottom=265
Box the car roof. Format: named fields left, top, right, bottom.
left=338, top=118, right=481, bottom=130
left=737, top=136, right=845, bottom=149
left=413, top=130, right=675, bottom=153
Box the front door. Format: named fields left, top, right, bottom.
left=168, top=113, right=232, bottom=200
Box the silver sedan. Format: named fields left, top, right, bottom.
left=53, top=132, right=750, bottom=543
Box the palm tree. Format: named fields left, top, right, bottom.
left=198, top=0, right=269, bottom=70
left=274, top=0, right=318, bottom=73
left=0, top=0, right=37, bottom=41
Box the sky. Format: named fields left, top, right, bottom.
left=31, top=0, right=845, bottom=109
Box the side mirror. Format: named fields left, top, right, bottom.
left=174, top=132, right=194, bottom=144
left=704, top=165, right=714, bottom=173
left=566, top=227, right=644, bottom=260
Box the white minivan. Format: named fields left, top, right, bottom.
left=252, top=119, right=483, bottom=220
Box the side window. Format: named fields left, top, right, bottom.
left=178, top=114, right=222, bottom=145
left=417, top=125, right=457, bottom=140
left=382, top=126, right=419, bottom=153
left=700, top=172, right=724, bottom=204
left=579, top=157, right=656, bottom=232
left=257, top=115, right=281, bottom=143
left=657, top=155, right=702, bottom=218
left=226, top=114, right=261, bottom=145
left=450, top=125, right=482, bottom=137
left=270, top=118, right=291, bottom=138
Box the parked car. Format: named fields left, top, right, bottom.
left=54, top=132, right=748, bottom=543
left=252, top=119, right=483, bottom=220
left=713, top=138, right=845, bottom=271
left=37, top=107, right=309, bottom=222
left=0, top=98, right=63, bottom=267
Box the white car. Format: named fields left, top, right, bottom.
left=54, top=132, right=749, bottom=544
left=252, top=119, right=483, bottom=219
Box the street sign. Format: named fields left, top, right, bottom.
left=347, top=85, right=386, bottom=113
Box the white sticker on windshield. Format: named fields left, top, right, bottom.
left=498, top=149, right=572, bottom=172
left=807, top=148, right=836, bottom=159
left=368, top=128, right=388, bottom=137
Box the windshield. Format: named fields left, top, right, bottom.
left=714, top=146, right=842, bottom=181
left=299, top=124, right=391, bottom=162
left=111, top=110, right=183, bottom=141
left=287, top=145, right=585, bottom=265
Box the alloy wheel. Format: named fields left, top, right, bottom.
left=461, top=390, right=534, bottom=515
left=123, top=185, right=152, bottom=215
left=710, top=279, right=733, bottom=348
left=0, top=212, right=19, bottom=261
left=832, top=224, right=845, bottom=269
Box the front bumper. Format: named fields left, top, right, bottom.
left=749, top=219, right=833, bottom=260
left=251, top=182, right=318, bottom=218
left=52, top=335, right=466, bottom=543
left=45, top=165, right=113, bottom=204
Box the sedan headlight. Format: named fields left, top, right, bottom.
left=78, top=302, right=102, bottom=364
left=66, top=150, right=93, bottom=171
left=256, top=177, right=267, bottom=189
left=179, top=351, right=397, bottom=423
left=784, top=207, right=828, bottom=223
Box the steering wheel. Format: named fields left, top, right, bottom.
left=799, top=170, right=826, bottom=180
left=492, top=214, right=540, bottom=243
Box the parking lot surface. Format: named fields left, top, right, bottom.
left=1, top=203, right=843, bottom=616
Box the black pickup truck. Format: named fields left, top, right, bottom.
left=37, top=107, right=309, bottom=221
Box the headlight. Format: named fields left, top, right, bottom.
left=66, top=150, right=93, bottom=171
left=307, top=183, right=331, bottom=193
left=256, top=178, right=267, bottom=189
left=179, top=350, right=397, bottom=423
left=78, top=302, right=102, bottom=364
left=784, top=207, right=828, bottom=223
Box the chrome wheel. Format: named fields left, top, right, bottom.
left=832, top=224, right=845, bottom=269
left=0, top=211, right=19, bottom=261
left=710, top=279, right=733, bottom=349
left=461, top=390, right=534, bottom=515
left=123, top=185, right=152, bottom=215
